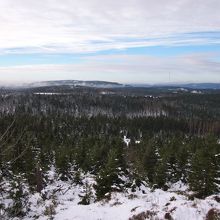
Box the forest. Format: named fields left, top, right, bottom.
left=0, top=86, right=220, bottom=219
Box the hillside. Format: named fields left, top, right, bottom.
left=0, top=86, right=220, bottom=220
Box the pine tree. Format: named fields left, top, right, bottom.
left=7, top=175, right=29, bottom=218
left=95, top=148, right=124, bottom=200
left=55, top=148, right=71, bottom=181
left=154, top=157, right=168, bottom=190
left=78, top=181, right=93, bottom=205
left=189, top=147, right=219, bottom=198
left=143, top=143, right=159, bottom=184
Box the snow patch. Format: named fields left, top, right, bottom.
left=123, top=136, right=131, bottom=146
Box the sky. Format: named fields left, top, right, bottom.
left=0, top=0, right=220, bottom=84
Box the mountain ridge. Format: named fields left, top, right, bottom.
left=1, top=80, right=220, bottom=90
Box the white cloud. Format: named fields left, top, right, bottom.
left=0, top=0, right=220, bottom=54
left=0, top=53, right=219, bottom=84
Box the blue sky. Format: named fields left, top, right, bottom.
left=1, top=44, right=220, bottom=67
left=0, top=0, right=220, bottom=84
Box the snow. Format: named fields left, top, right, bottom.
left=34, top=93, right=69, bottom=95
left=123, top=136, right=131, bottom=146
left=51, top=186, right=220, bottom=220
left=23, top=177, right=220, bottom=220
left=1, top=170, right=220, bottom=220
left=178, top=88, right=188, bottom=92
left=168, top=181, right=188, bottom=192
left=191, top=90, right=202, bottom=94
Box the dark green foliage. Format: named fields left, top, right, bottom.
left=154, top=158, right=169, bottom=189
left=189, top=138, right=220, bottom=198
left=7, top=175, right=29, bottom=218
left=0, top=86, right=220, bottom=218
left=95, top=148, right=125, bottom=200
left=78, top=181, right=93, bottom=205
left=55, top=147, right=72, bottom=181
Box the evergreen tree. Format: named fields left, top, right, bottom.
left=78, top=181, right=93, bottom=205
left=154, top=157, right=168, bottom=190
left=189, top=147, right=219, bottom=198
left=7, top=175, right=29, bottom=218
left=143, top=143, right=159, bottom=184
left=95, top=148, right=124, bottom=200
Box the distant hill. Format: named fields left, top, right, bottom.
left=179, top=83, right=220, bottom=89
left=24, top=80, right=126, bottom=88
left=1, top=81, right=220, bottom=90
left=132, top=83, right=220, bottom=90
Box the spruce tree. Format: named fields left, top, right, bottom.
left=95, top=148, right=124, bottom=200
left=189, top=147, right=219, bottom=198
left=154, top=158, right=168, bottom=190
left=78, top=181, right=93, bottom=205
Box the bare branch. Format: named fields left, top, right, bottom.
left=0, top=118, right=15, bottom=144
left=0, top=129, right=26, bottom=156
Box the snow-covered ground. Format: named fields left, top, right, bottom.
left=16, top=175, right=218, bottom=220
left=55, top=189, right=220, bottom=220
left=52, top=189, right=220, bottom=220
left=1, top=168, right=219, bottom=220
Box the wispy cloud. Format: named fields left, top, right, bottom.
left=0, top=53, right=219, bottom=83
left=0, top=0, right=220, bottom=54
left=0, top=0, right=219, bottom=84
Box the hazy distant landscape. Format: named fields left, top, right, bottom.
left=0, top=81, right=220, bottom=219
left=0, top=0, right=220, bottom=219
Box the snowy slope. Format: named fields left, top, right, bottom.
left=52, top=188, right=220, bottom=220
left=14, top=171, right=219, bottom=220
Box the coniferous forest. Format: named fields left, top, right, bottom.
left=0, top=85, right=220, bottom=219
